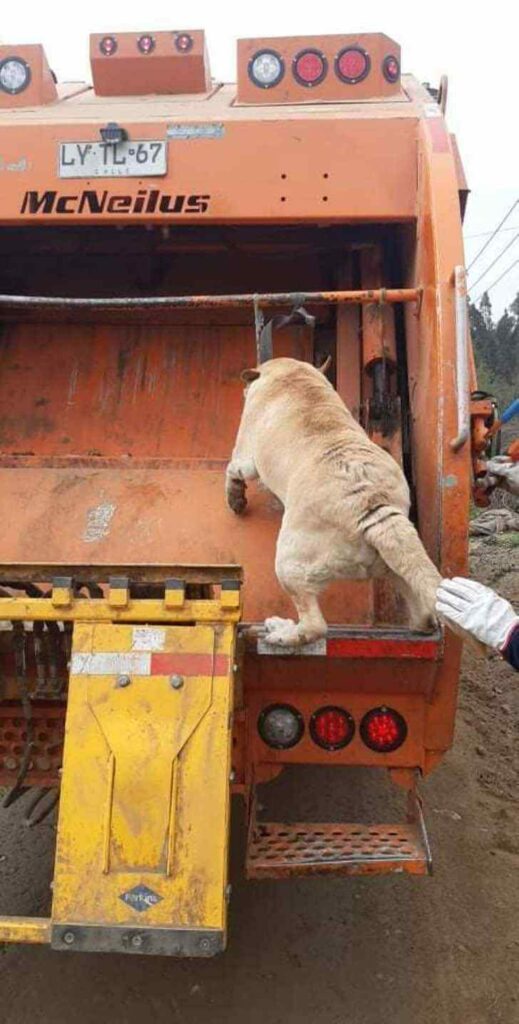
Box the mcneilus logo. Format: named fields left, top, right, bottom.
left=20, top=189, right=211, bottom=215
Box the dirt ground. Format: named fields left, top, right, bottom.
left=1, top=539, right=518, bottom=1024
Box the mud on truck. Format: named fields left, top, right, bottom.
left=0, top=29, right=492, bottom=956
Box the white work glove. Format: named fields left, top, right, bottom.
left=484, top=457, right=519, bottom=496
left=436, top=577, right=519, bottom=651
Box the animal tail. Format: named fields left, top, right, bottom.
left=358, top=504, right=441, bottom=630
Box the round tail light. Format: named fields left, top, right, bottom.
left=293, top=49, right=328, bottom=87
left=258, top=704, right=304, bottom=749
left=248, top=49, right=285, bottom=89
left=383, top=55, right=400, bottom=83
left=360, top=707, right=407, bottom=753
left=310, top=706, right=355, bottom=751
left=137, top=35, right=155, bottom=55
left=99, top=36, right=118, bottom=57
left=175, top=33, right=194, bottom=53
left=335, top=47, right=370, bottom=84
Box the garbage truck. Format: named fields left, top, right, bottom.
left=0, top=28, right=488, bottom=956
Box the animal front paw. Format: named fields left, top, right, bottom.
left=226, top=480, right=248, bottom=515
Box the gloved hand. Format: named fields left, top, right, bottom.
left=484, top=456, right=519, bottom=496
left=436, top=577, right=519, bottom=651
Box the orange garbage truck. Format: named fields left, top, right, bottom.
left=0, top=29, right=486, bottom=956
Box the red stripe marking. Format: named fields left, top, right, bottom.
left=150, top=653, right=230, bottom=676
left=326, top=638, right=439, bottom=661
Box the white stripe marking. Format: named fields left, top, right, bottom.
left=257, top=638, right=327, bottom=657
left=132, top=627, right=166, bottom=652
left=71, top=652, right=152, bottom=676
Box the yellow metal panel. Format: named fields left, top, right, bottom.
left=107, top=585, right=129, bottom=608
left=0, top=917, right=51, bottom=944
left=51, top=619, right=236, bottom=952
left=0, top=596, right=240, bottom=623
left=51, top=585, right=72, bottom=607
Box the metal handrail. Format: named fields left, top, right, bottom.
left=450, top=266, right=470, bottom=452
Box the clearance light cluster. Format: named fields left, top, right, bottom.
left=248, top=45, right=399, bottom=89
left=258, top=704, right=407, bottom=753
left=99, top=32, right=194, bottom=56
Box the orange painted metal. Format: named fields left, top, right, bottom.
left=0, top=38, right=472, bottom=788
left=0, top=45, right=57, bottom=109
left=360, top=248, right=398, bottom=368
left=237, top=33, right=401, bottom=105
left=250, top=691, right=426, bottom=769
left=0, top=87, right=418, bottom=224
left=90, top=30, right=210, bottom=97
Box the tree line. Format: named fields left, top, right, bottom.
left=469, top=291, right=519, bottom=412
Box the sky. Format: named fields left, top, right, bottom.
left=2, top=0, right=518, bottom=317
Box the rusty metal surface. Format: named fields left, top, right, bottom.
left=51, top=924, right=225, bottom=956
left=0, top=288, right=420, bottom=310
left=246, top=821, right=430, bottom=878
left=0, top=705, right=64, bottom=787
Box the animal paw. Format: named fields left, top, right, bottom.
left=226, top=482, right=248, bottom=515
left=263, top=617, right=302, bottom=647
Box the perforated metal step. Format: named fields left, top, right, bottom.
left=247, top=819, right=431, bottom=878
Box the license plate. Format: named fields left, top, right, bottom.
left=58, top=140, right=167, bottom=178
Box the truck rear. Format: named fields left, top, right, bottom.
left=0, top=29, right=478, bottom=955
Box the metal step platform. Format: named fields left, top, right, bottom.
left=246, top=792, right=432, bottom=879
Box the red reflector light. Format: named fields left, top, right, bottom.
left=310, top=706, right=355, bottom=751
left=175, top=32, right=194, bottom=53
left=293, top=48, right=327, bottom=87
left=360, top=707, right=407, bottom=753
left=137, top=35, right=155, bottom=55
left=335, top=46, right=370, bottom=84
left=383, top=55, right=400, bottom=83
left=99, top=36, right=117, bottom=57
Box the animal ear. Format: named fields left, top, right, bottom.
left=318, top=355, right=332, bottom=375
left=241, top=368, right=261, bottom=383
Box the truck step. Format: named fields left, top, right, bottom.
left=246, top=819, right=431, bottom=878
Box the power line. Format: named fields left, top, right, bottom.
left=473, top=257, right=519, bottom=304
left=468, top=232, right=519, bottom=292
left=465, top=224, right=519, bottom=240
left=467, top=199, right=519, bottom=272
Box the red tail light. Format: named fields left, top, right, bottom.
left=174, top=33, right=194, bottom=53
left=383, top=55, right=400, bottom=83
left=310, top=706, right=355, bottom=751
left=293, top=48, right=328, bottom=87
left=335, top=46, right=370, bottom=84
left=258, top=704, right=304, bottom=749
left=99, top=36, right=117, bottom=57
left=137, top=35, right=155, bottom=55
left=360, top=707, right=407, bottom=753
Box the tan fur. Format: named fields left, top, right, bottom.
left=225, top=360, right=444, bottom=647
left=226, top=358, right=443, bottom=647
